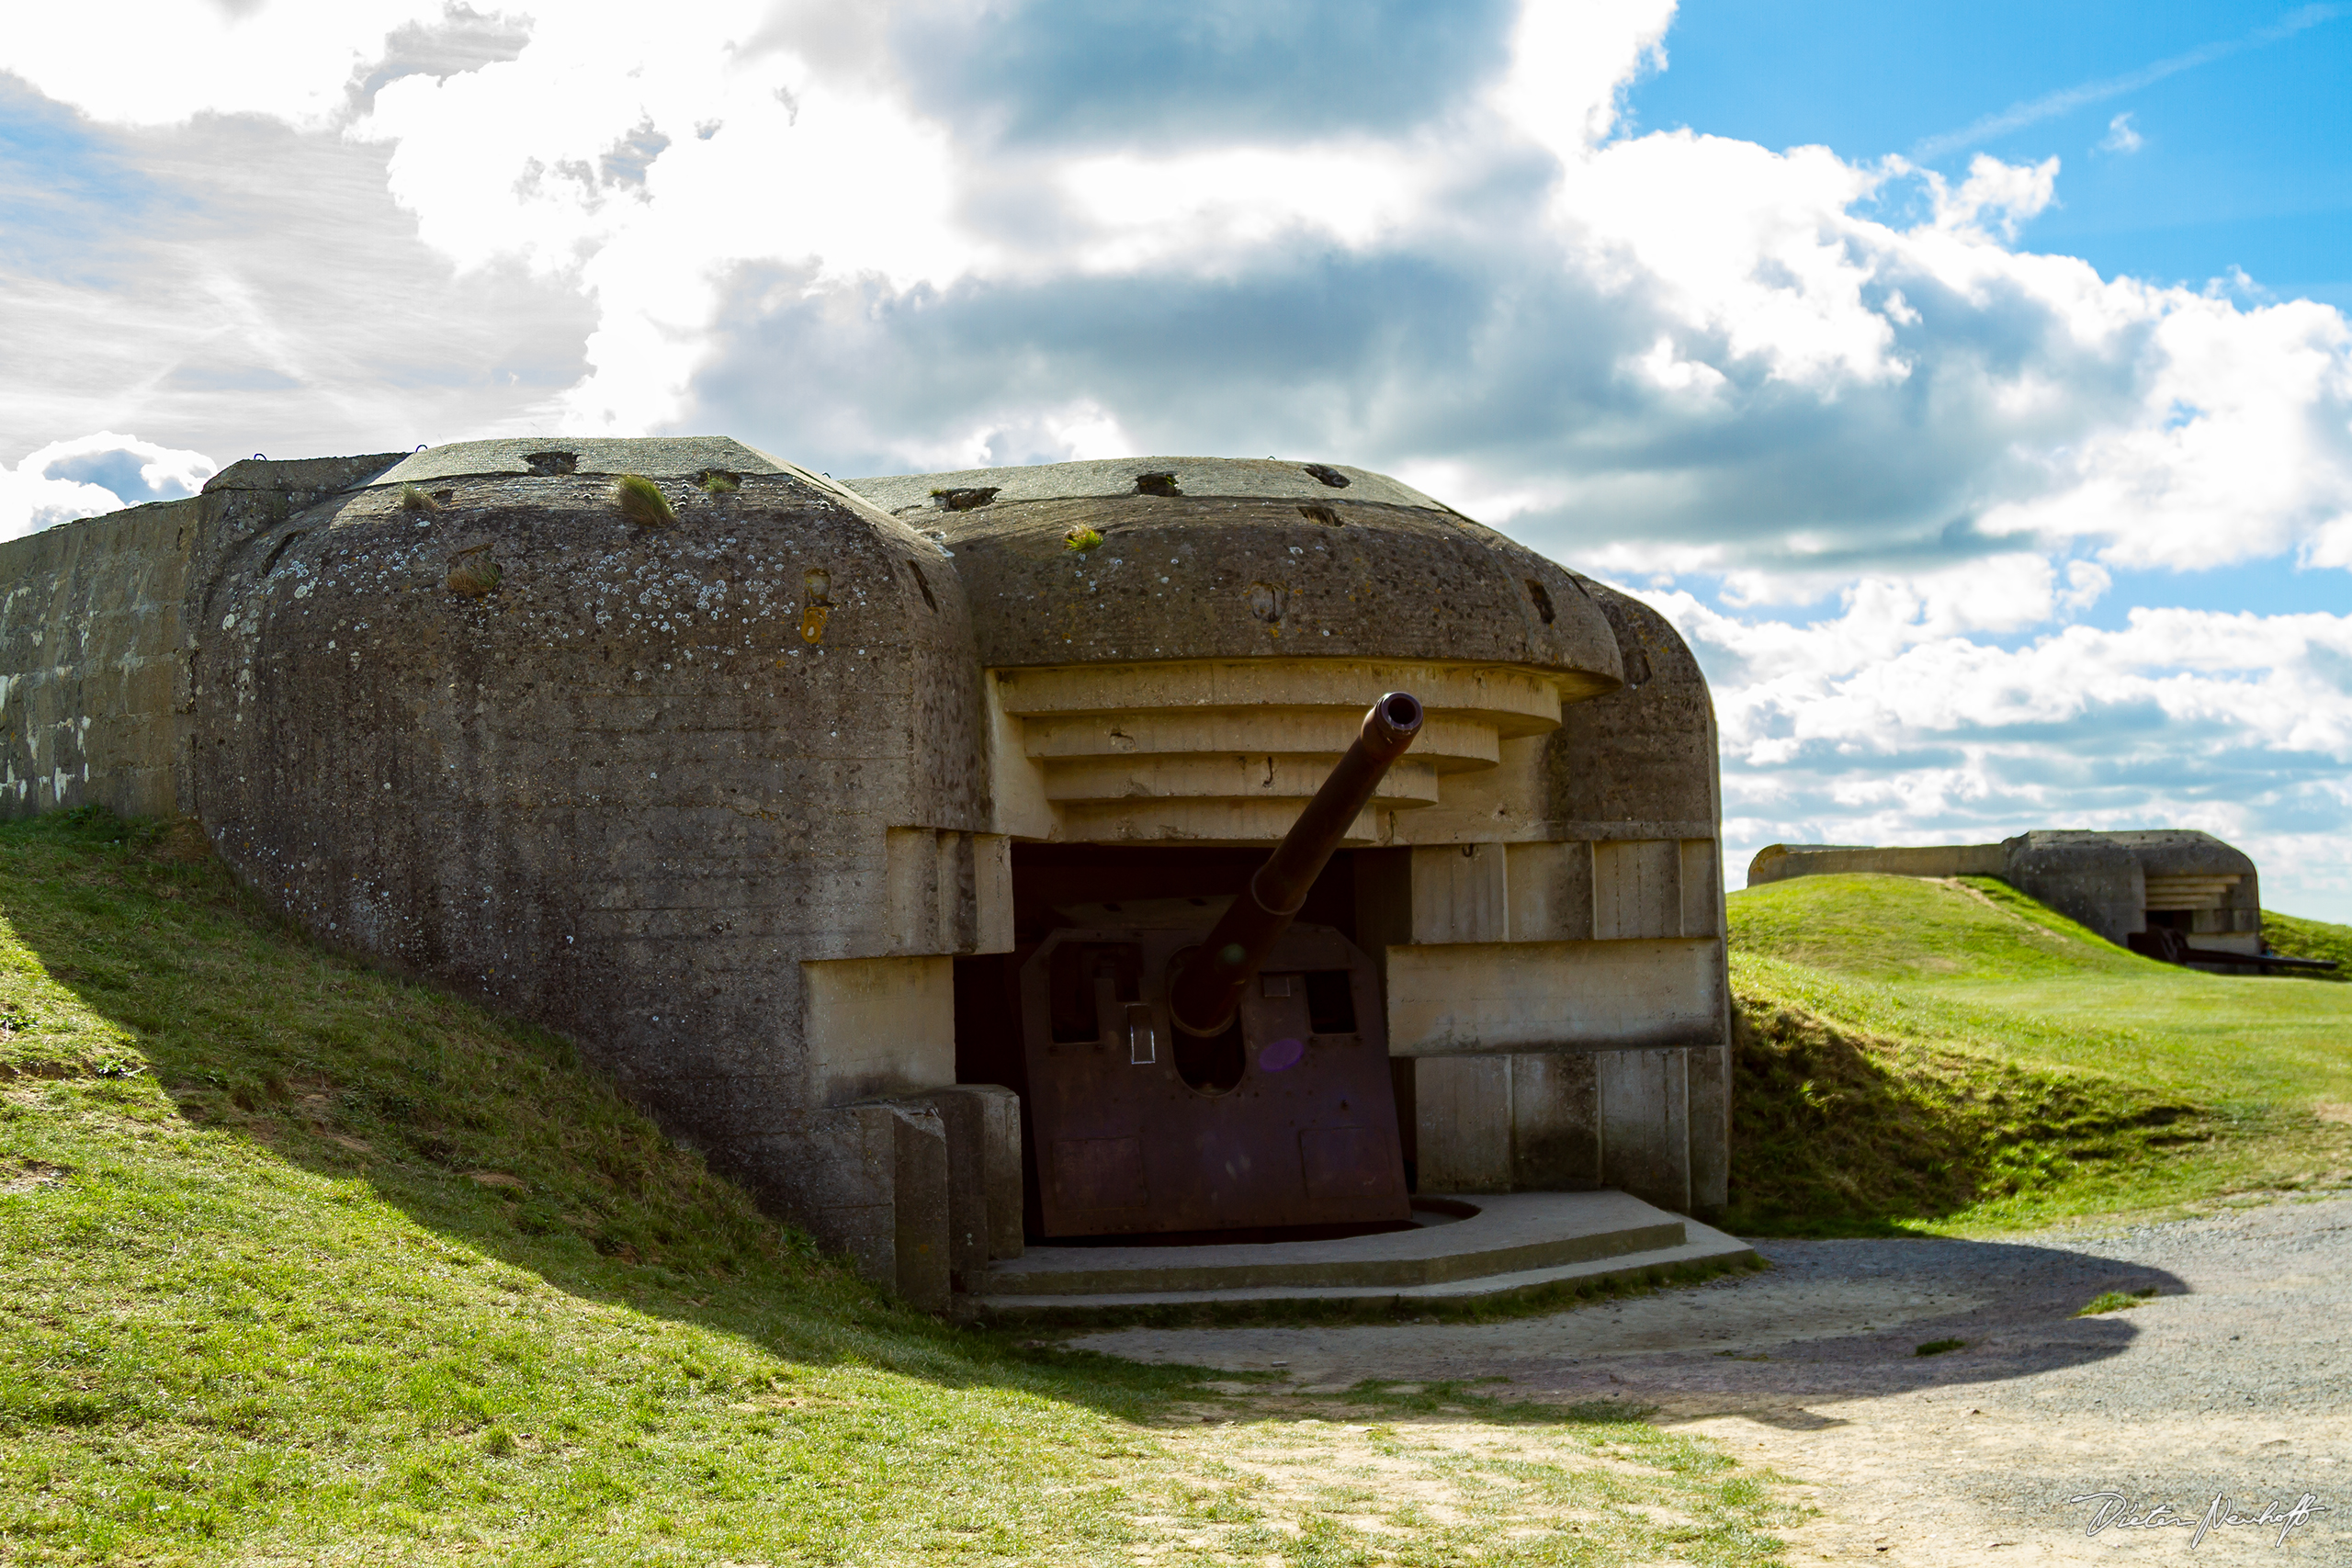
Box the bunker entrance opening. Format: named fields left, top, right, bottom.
left=954, top=843, right=1416, bottom=1244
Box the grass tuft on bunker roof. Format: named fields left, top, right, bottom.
left=612, top=472, right=676, bottom=527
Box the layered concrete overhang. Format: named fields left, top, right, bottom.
left=847, top=456, right=1627, bottom=848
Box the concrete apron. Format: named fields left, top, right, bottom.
left=958, top=1190, right=1757, bottom=1322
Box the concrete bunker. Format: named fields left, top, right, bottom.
left=0, top=442, right=1740, bottom=1307
left=1747, top=830, right=2330, bottom=976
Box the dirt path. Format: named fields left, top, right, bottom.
left=1080, top=1193, right=2352, bottom=1563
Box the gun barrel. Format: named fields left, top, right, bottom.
left=1168, top=691, right=1424, bottom=1036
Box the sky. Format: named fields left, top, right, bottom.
left=2, top=1, right=2348, bottom=919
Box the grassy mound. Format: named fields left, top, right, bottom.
left=1726, top=874, right=2352, bottom=1233
left=1731, top=869, right=2148, bottom=984
left=1726, top=975, right=2211, bottom=1234
left=2264, top=908, right=2352, bottom=977
left=3, top=810, right=1792, bottom=1564
left=0, top=810, right=1202, bottom=1562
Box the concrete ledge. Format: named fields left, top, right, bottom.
left=1747, top=843, right=2005, bottom=885
left=961, top=1217, right=1756, bottom=1323
left=960, top=1190, right=1733, bottom=1316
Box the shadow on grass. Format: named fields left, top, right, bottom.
left=0, top=807, right=1201, bottom=1418
left=1725, top=992, right=2214, bottom=1236
left=1337, top=1380, right=1664, bottom=1427
left=5, top=807, right=2210, bottom=1438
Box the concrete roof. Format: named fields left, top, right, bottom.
left=844, top=457, right=1448, bottom=516
left=368, top=436, right=789, bottom=484
left=357, top=437, right=892, bottom=523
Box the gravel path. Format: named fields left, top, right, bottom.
left=1078, top=1193, right=2352, bottom=1563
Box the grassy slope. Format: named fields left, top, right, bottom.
left=1725, top=874, right=2352, bottom=1234
left=3, top=811, right=1792, bottom=1566
left=2263, top=908, right=2352, bottom=976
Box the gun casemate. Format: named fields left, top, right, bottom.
left=2, top=445, right=1735, bottom=1305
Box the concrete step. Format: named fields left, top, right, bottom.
left=960, top=1190, right=1758, bottom=1320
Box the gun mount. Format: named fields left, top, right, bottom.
left=1016, top=694, right=1424, bottom=1237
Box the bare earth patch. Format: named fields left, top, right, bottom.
left=1081, top=1193, right=2352, bottom=1564
left=1118, top=1402, right=1794, bottom=1564
left=0, top=1157, right=68, bottom=1195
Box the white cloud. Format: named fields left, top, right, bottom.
left=349, top=2, right=980, bottom=434
left=0, top=433, right=216, bottom=541
left=18, top=0, right=2346, bottom=580
left=1971, top=291, right=2352, bottom=570
left=1651, top=577, right=2352, bottom=917
left=1493, top=0, right=1677, bottom=157
left=1924, top=152, right=2059, bottom=242
left=2, top=2, right=456, bottom=127
left=6, top=0, right=2352, bottom=918
left=2099, top=112, right=2144, bottom=154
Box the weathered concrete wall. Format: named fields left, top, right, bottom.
left=1537, top=582, right=1730, bottom=1214
left=0, top=499, right=197, bottom=818
left=1543, top=582, right=1718, bottom=840
left=1382, top=938, right=1724, bottom=1053
left=1411, top=1046, right=1711, bottom=1216
left=0, top=453, right=406, bottom=822
left=188, top=439, right=1004, bottom=1247
left=1998, top=831, right=2144, bottom=945
left=2109, top=829, right=2262, bottom=952
left=0, top=446, right=1022, bottom=1297
left=1747, top=842, right=2007, bottom=884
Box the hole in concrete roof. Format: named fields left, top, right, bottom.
left=523, top=451, right=578, bottom=476
left=1297, top=503, right=1341, bottom=526
left=906, top=560, right=937, bottom=612
left=1135, top=471, right=1181, bottom=498
left=1525, top=579, right=1555, bottom=625
left=1302, top=463, right=1350, bottom=489
left=930, top=486, right=999, bottom=512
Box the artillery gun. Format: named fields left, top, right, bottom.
left=1018, top=694, right=1426, bottom=1235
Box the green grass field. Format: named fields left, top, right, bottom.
left=1, top=811, right=1796, bottom=1565
left=10, top=809, right=2341, bottom=1562
left=1725, top=873, right=2352, bottom=1234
